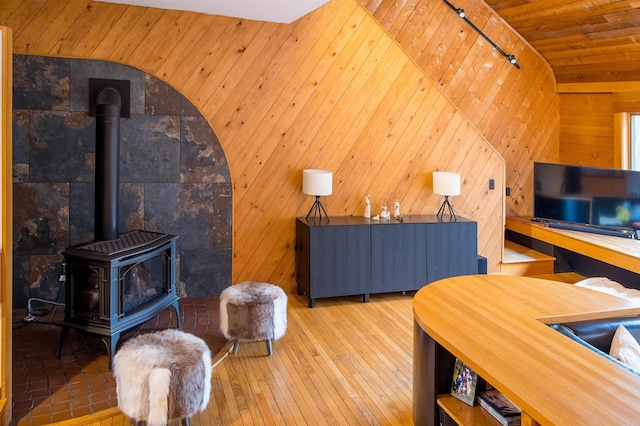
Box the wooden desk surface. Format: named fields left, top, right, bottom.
left=506, top=216, right=640, bottom=275
left=414, top=275, right=640, bottom=425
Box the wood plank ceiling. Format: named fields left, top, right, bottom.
left=482, top=0, right=640, bottom=84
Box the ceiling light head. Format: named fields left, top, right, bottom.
left=456, top=8, right=466, bottom=18
left=507, top=54, right=517, bottom=64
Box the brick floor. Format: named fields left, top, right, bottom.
left=11, top=297, right=225, bottom=426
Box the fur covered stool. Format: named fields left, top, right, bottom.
left=220, top=281, right=287, bottom=356
left=113, top=329, right=212, bottom=426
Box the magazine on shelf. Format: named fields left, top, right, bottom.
left=477, top=389, right=521, bottom=426
left=450, top=358, right=478, bottom=406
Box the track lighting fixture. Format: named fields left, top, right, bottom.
left=443, top=0, right=520, bottom=69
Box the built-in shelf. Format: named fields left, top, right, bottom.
left=437, top=394, right=501, bottom=426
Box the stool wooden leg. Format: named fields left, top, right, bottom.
left=232, top=339, right=240, bottom=354
left=266, top=339, right=273, bottom=356
left=182, top=417, right=191, bottom=426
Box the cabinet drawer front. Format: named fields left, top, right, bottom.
left=310, top=225, right=371, bottom=298
left=426, top=221, right=478, bottom=283
left=371, top=224, right=427, bottom=293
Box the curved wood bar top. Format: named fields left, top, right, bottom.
left=413, top=275, right=640, bottom=425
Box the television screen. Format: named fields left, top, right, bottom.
left=533, top=162, right=640, bottom=231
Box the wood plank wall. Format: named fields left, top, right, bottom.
left=559, top=94, right=615, bottom=167
left=0, top=0, right=557, bottom=284
left=614, top=93, right=640, bottom=114
left=556, top=86, right=640, bottom=169
left=362, top=0, right=559, bottom=218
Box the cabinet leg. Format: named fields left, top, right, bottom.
left=363, top=293, right=370, bottom=303
left=308, top=298, right=315, bottom=308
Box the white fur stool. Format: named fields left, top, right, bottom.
left=113, top=329, right=212, bottom=426
left=220, top=281, right=287, bottom=356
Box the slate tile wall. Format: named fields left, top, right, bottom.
left=12, top=55, right=232, bottom=308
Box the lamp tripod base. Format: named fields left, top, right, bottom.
left=306, top=196, right=330, bottom=223
left=437, top=196, right=458, bottom=221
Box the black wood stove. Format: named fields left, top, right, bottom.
left=59, top=80, right=180, bottom=368
left=60, top=231, right=179, bottom=365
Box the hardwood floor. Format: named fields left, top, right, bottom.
left=52, top=292, right=415, bottom=426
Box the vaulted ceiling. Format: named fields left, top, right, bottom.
left=95, top=0, right=640, bottom=85
left=483, top=0, right=640, bottom=84
left=94, top=0, right=330, bottom=23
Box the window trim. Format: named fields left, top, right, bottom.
left=614, top=112, right=630, bottom=169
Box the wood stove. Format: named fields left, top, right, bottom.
left=59, top=80, right=180, bottom=368
left=60, top=230, right=180, bottom=365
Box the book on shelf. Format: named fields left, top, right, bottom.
left=477, top=389, right=521, bottom=426
left=450, top=358, right=478, bottom=406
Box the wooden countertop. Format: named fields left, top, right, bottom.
left=414, top=274, right=640, bottom=425
left=506, top=216, right=640, bottom=275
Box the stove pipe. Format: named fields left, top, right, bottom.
left=94, top=86, right=123, bottom=241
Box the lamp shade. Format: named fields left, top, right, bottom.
left=303, top=169, right=332, bottom=196
left=433, top=172, right=461, bottom=196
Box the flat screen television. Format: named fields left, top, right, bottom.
left=533, top=162, right=640, bottom=238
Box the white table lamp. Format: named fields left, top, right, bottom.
left=303, top=169, right=332, bottom=222
left=433, top=171, right=461, bottom=221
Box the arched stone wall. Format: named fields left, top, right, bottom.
left=12, top=55, right=232, bottom=308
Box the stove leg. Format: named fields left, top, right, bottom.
left=58, top=325, right=70, bottom=359
left=172, top=299, right=182, bottom=329
left=101, top=333, right=120, bottom=371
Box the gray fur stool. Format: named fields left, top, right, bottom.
left=220, top=281, right=287, bottom=356
left=113, top=329, right=212, bottom=426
